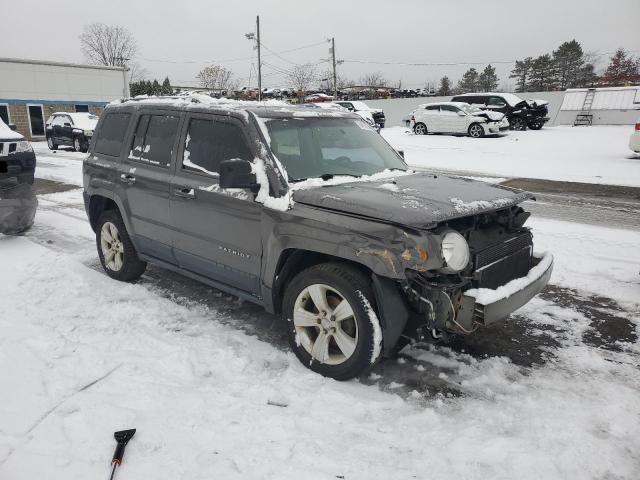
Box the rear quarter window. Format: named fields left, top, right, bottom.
left=94, top=112, right=132, bottom=157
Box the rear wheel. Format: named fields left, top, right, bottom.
left=47, top=137, right=58, bottom=150
left=510, top=117, right=527, bottom=131
left=468, top=123, right=485, bottom=138
left=282, top=263, right=382, bottom=380
left=73, top=137, right=82, bottom=152
left=528, top=121, right=543, bottom=130
left=414, top=122, right=427, bottom=135
left=96, top=209, right=147, bottom=282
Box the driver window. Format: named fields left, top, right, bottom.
left=440, top=105, right=459, bottom=115
left=487, top=97, right=506, bottom=107
left=317, top=125, right=383, bottom=167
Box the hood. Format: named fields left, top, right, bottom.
left=292, top=172, right=532, bottom=227
left=473, top=110, right=504, bottom=122
left=0, top=120, right=24, bottom=141
left=526, top=99, right=549, bottom=107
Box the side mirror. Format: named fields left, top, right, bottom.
left=219, top=159, right=259, bottom=192
left=64, top=122, right=71, bottom=127
left=397, top=150, right=405, bottom=159
left=8, top=123, right=17, bottom=131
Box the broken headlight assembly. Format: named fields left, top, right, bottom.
left=439, top=229, right=470, bottom=273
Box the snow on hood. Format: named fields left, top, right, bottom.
left=526, top=99, right=549, bottom=107
left=474, top=110, right=504, bottom=121
left=292, top=172, right=532, bottom=227
left=0, top=119, right=24, bottom=141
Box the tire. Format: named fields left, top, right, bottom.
left=17, top=173, right=35, bottom=185
left=47, top=137, right=58, bottom=150
left=414, top=122, right=427, bottom=135
left=528, top=121, right=543, bottom=130
left=510, top=117, right=527, bottom=131
left=73, top=137, right=82, bottom=152
left=96, top=209, right=147, bottom=282
left=468, top=123, right=485, bottom=138
left=282, top=263, right=383, bottom=381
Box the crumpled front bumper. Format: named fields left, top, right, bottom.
left=455, top=252, right=553, bottom=331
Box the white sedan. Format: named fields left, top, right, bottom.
left=630, top=118, right=640, bottom=154
left=410, top=102, right=509, bottom=138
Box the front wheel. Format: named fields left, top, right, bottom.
left=510, top=117, right=527, bottom=131
left=47, top=137, right=58, bottom=150
left=282, top=263, right=383, bottom=381
left=468, top=123, right=485, bottom=138
left=528, top=121, right=543, bottom=130
left=73, top=137, right=82, bottom=152
left=96, top=209, right=147, bottom=282
left=414, top=122, right=427, bottom=135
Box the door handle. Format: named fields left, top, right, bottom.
left=120, top=173, right=136, bottom=184
left=173, top=187, right=196, bottom=199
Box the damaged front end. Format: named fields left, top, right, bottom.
left=398, top=205, right=553, bottom=342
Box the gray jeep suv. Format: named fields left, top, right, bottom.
left=83, top=95, right=553, bottom=380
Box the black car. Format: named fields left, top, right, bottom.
left=46, top=112, right=99, bottom=152
left=451, top=93, right=550, bottom=130
left=335, top=101, right=386, bottom=128
left=0, top=119, right=36, bottom=184
left=83, top=96, right=552, bottom=380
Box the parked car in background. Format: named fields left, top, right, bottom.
left=629, top=118, right=640, bottom=154
left=46, top=112, right=99, bottom=152
left=334, top=101, right=386, bottom=128
left=0, top=118, right=36, bottom=184
left=450, top=93, right=549, bottom=130
left=83, top=96, right=552, bottom=380
left=410, top=102, right=509, bottom=138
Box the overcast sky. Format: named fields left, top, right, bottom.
left=2, top=0, right=638, bottom=90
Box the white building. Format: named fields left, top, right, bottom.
left=0, top=58, right=129, bottom=140
left=557, top=86, right=640, bottom=125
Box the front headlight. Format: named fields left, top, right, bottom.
left=15, top=141, right=33, bottom=154
left=440, top=230, right=470, bottom=273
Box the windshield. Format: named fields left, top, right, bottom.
left=460, top=104, right=483, bottom=114
left=264, top=117, right=407, bottom=181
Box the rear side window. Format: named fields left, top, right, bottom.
left=487, top=96, right=507, bottom=107
left=425, top=105, right=440, bottom=111
left=129, top=114, right=180, bottom=168
left=182, top=118, right=252, bottom=175
left=441, top=105, right=459, bottom=113
left=95, top=112, right=132, bottom=157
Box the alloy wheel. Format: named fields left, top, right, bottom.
left=74, top=138, right=81, bottom=151
left=469, top=124, right=483, bottom=137
left=293, top=283, right=358, bottom=365
left=414, top=123, right=426, bottom=135
left=47, top=137, right=54, bottom=149
left=100, top=221, right=124, bottom=271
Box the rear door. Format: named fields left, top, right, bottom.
left=421, top=105, right=442, bottom=132
left=121, top=110, right=182, bottom=263
left=170, top=113, right=263, bottom=296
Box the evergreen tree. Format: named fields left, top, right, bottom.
left=437, top=76, right=452, bottom=96
left=509, top=57, right=532, bottom=92
left=151, top=79, right=161, bottom=96
left=161, top=77, right=173, bottom=95
left=552, top=40, right=585, bottom=89
left=478, top=64, right=499, bottom=92
left=601, top=48, right=640, bottom=86
left=527, top=54, right=555, bottom=91
left=456, top=68, right=479, bottom=93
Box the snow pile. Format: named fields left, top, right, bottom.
left=449, top=196, right=515, bottom=213
left=465, top=252, right=553, bottom=305
left=291, top=169, right=414, bottom=192
left=382, top=125, right=640, bottom=187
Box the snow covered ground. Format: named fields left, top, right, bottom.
left=1, top=135, right=640, bottom=479
left=382, top=125, right=640, bottom=187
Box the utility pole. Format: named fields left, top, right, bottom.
left=256, top=15, right=262, bottom=101
left=331, top=37, right=337, bottom=99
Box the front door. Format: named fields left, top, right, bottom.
left=60, top=115, right=74, bottom=145
left=170, top=113, right=263, bottom=297
left=121, top=111, right=182, bottom=264
left=440, top=105, right=467, bottom=133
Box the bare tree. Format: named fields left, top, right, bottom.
left=287, top=64, right=317, bottom=95
left=79, top=23, right=137, bottom=67
left=128, top=62, right=148, bottom=83
left=318, top=68, right=353, bottom=91
left=359, top=71, right=387, bottom=87
left=196, top=65, right=234, bottom=90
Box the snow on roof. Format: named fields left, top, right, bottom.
left=455, top=92, right=525, bottom=107
left=0, top=118, right=24, bottom=140
left=561, top=87, right=640, bottom=111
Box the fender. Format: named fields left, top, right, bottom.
left=84, top=187, right=140, bottom=252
